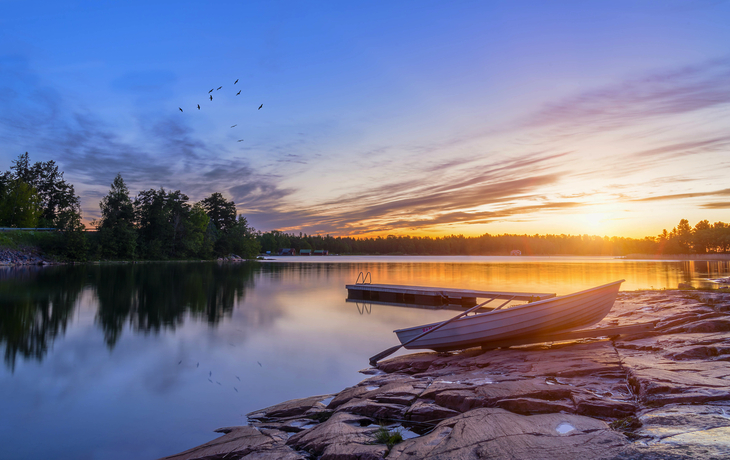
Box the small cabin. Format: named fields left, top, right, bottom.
left=300, top=249, right=312, bottom=256
left=313, top=249, right=329, bottom=256
left=278, top=248, right=296, bottom=256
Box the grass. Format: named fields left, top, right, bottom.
left=610, top=416, right=643, bottom=439
left=306, top=411, right=333, bottom=423
left=373, top=425, right=404, bottom=450
left=0, top=230, right=58, bottom=250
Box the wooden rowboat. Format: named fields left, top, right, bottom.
left=393, top=280, right=624, bottom=352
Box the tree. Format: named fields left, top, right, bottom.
left=185, top=203, right=213, bottom=257
left=675, top=219, right=693, bottom=253
left=135, top=188, right=172, bottom=259
left=96, top=174, right=137, bottom=259
left=0, top=179, right=42, bottom=227
left=10, top=152, right=82, bottom=230
left=135, top=188, right=197, bottom=259
left=217, top=215, right=260, bottom=258
left=693, top=220, right=712, bottom=253
left=201, top=192, right=237, bottom=233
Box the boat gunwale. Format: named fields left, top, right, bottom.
left=393, top=279, right=625, bottom=335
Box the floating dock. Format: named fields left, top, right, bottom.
left=345, top=283, right=556, bottom=307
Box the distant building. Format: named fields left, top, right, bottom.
left=300, top=249, right=312, bottom=256
left=510, top=250, right=522, bottom=256
left=278, top=248, right=296, bottom=255
left=313, top=249, right=329, bottom=255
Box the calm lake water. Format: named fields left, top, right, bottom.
left=1, top=256, right=728, bottom=459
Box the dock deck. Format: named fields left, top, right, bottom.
left=346, top=283, right=556, bottom=307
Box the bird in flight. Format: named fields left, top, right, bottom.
left=234, top=79, right=239, bottom=84
left=197, top=104, right=200, bottom=110
left=210, top=95, right=213, bottom=101
left=179, top=107, right=183, bottom=112
left=237, top=139, right=244, bottom=142
left=208, top=89, right=214, bottom=93
left=236, top=90, right=241, bottom=96
left=258, top=104, right=263, bottom=110
left=217, top=86, right=222, bottom=90
left=231, top=124, right=237, bottom=128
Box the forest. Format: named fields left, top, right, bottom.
left=257, top=219, right=730, bottom=257
left=1, top=152, right=728, bottom=260
left=0, top=153, right=259, bottom=260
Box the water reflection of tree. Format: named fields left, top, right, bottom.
left=0, top=266, right=86, bottom=371
left=93, top=262, right=258, bottom=347
left=1, top=262, right=260, bottom=369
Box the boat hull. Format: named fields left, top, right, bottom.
left=394, top=280, right=624, bottom=352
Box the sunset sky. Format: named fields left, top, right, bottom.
left=1, top=1, right=729, bottom=238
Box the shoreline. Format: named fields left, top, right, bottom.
left=4, top=241, right=730, bottom=267
left=160, top=289, right=730, bottom=460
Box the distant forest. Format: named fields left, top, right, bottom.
left=257, top=218, right=730, bottom=257
left=1, top=152, right=729, bottom=260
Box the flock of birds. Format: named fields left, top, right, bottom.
left=178, top=78, right=263, bottom=143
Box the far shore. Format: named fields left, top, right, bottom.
left=4, top=245, right=730, bottom=267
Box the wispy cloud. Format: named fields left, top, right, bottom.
left=634, top=188, right=730, bottom=202
left=633, top=136, right=730, bottom=159
left=517, top=58, right=730, bottom=132
left=701, top=202, right=730, bottom=209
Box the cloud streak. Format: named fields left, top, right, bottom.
left=517, top=58, right=730, bottom=132
left=634, top=188, right=730, bottom=202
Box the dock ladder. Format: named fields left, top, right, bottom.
left=355, top=271, right=372, bottom=285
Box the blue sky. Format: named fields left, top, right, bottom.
left=1, top=0, right=729, bottom=237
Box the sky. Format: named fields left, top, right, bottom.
left=1, top=0, right=729, bottom=238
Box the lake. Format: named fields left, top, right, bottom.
left=1, top=256, right=728, bottom=459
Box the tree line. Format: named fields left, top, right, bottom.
left=256, top=220, right=730, bottom=256
left=0, top=153, right=259, bottom=260
left=2, top=152, right=728, bottom=259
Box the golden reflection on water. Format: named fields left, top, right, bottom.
left=268, top=256, right=730, bottom=294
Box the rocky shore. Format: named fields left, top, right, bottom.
left=162, top=290, right=730, bottom=458
left=0, top=247, right=55, bottom=266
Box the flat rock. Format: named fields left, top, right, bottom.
left=286, top=411, right=378, bottom=457
left=496, top=397, right=575, bottom=415
left=617, top=404, right=730, bottom=459
left=404, top=400, right=461, bottom=424
left=388, top=407, right=630, bottom=460
left=247, top=394, right=333, bottom=419
left=158, top=426, right=302, bottom=460
left=321, top=442, right=388, bottom=460
left=336, top=398, right=408, bottom=420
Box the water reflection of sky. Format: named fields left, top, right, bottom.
left=0, top=257, right=728, bottom=459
